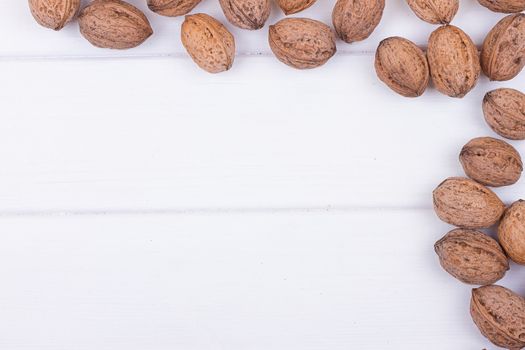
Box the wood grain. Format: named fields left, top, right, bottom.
left=0, top=56, right=523, bottom=213
left=1, top=2, right=525, bottom=349
left=0, top=211, right=511, bottom=349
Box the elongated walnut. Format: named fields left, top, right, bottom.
left=433, top=177, right=505, bottom=229
left=181, top=13, right=235, bottom=73
left=481, top=14, right=525, bottom=81
left=79, top=0, right=153, bottom=50
left=427, top=25, right=480, bottom=98
left=375, top=37, right=429, bottom=97
left=269, top=18, right=336, bottom=69
left=435, top=229, right=509, bottom=285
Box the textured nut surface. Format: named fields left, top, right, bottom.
left=219, top=0, right=270, bottom=30
left=435, top=229, right=509, bottom=285
left=78, top=0, right=153, bottom=49
left=433, top=177, right=505, bottom=229
left=277, top=0, right=317, bottom=14
left=499, top=200, right=525, bottom=264
left=460, top=137, right=523, bottom=187
left=481, top=14, right=525, bottom=81
left=427, top=25, right=480, bottom=98
left=269, top=18, right=336, bottom=69
left=147, top=0, right=202, bottom=17
left=29, top=0, right=80, bottom=30
left=484, top=88, right=525, bottom=140
left=181, top=13, right=235, bottom=73
left=406, top=0, right=459, bottom=24
left=332, top=0, right=385, bottom=44
left=375, top=37, right=429, bottom=97
left=471, top=285, right=525, bottom=349
left=478, top=0, right=525, bottom=13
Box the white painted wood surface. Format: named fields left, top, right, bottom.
left=4, top=211, right=525, bottom=350
left=1, top=0, right=525, bottom=349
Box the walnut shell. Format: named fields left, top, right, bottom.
left=460, top=137, right=523, bottom=187
left=181, top=13, right=235, bottom=74
left=478, top=0, right=525, bottom=13
left=28, top=0, right=80, bottom=30
left=435, top=229, right=509, bottom=285
left=406, top=0, right=459, bottom=25
left=332, top=0, right=385, bottom=44
left=277, top=0, right=317, bottom=14
left=499, top=200, right=525, bottom=264
left=219, top=0, right=271, bottom=30
left=147, top=0, right=202, bottom=17
left=471, top=285, right=525, bottom=349
left=78, top=0, right=153, bottom=50
left=481, top=14, right=525, bottom=81
left=483, top=88, right=525, bottom=140
left=375, top=37, right=429, bottom=97
left=268, top=18, right=336, bottom=69
left=427, top=25, right=480, bottom=98
left=433, top=177, right=505, bottom=229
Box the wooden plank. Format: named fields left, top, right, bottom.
left=1, top=0, right=507, bottom=57
left=0, top=56, right=524, bottom=212
left=0, top=210, right=509, bottom=349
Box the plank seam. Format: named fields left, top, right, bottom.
left=0, top=50, right=375, bottom=62
left=0, top=206, right=432, bottom=218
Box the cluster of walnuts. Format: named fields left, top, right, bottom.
left=402, top=2, right=525, bottom=349
left=27, top=0, right=387, bottom=73
left=431, top=88, right=525, bottom=349
left=375, top=3, right=525, bottom=98
left=28, top=0, right=525, bottom=348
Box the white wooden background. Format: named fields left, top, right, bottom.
left=1, top=0, right=525, bottom=349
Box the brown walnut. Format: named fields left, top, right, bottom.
left=483, top=88, right=525, bottom=140
left=29, top=0, right=80, bottom=30
left=269, top=18, right=336, bottom=70
left=499, top=200, right=525, bottom=265
left=78, top=0, right=153, bottom=50
left=427, top=25, right=480, bottom=98
left=147, top=0, right=202, bottom=17
left=459, top=137, right=523, bottom=187
left=181, top=13, right=235, bottom=74
left=481, top=14, right=525, bottom=81
left=375, top=36, right=429, bottom=97
left=433, top=177, right=505, bottom=229
left=332, top=0, right=385, bottom=44
left=471, top=285, right=525, bottom=349
left=435, top=229, right=509, bottom=285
